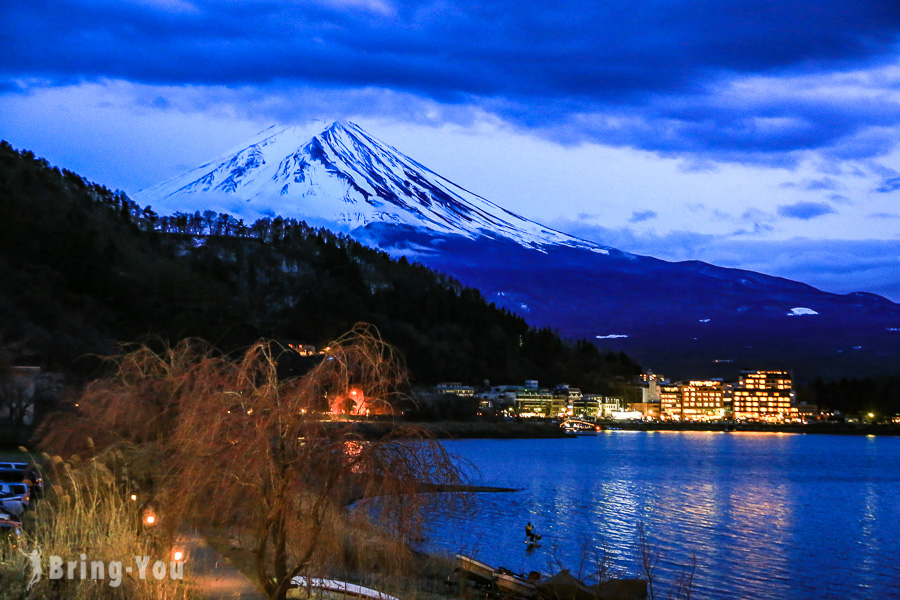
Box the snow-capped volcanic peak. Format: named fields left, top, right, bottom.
left=136, top=121, right=606, bottom=252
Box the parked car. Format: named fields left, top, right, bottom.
left=0, top=483, right=30, bottom=517
left=0, top=463, right=28, bottom=470
left=0, top=467, right=43, bottom=498
left=0, top=513, right=22, bottom=557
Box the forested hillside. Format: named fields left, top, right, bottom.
left=0, top=141, right=640, bottom=391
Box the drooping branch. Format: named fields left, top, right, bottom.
left=39, top=324, right=468, bottom=600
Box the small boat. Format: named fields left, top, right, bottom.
left=561, top=419, right=602, bottom=433
left=289, top=576, right=399, bottom=600
left=494, top=569, right=537, bottom=598
left=455, top=553, right=495, bottom=585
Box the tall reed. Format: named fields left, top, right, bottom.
left=0, top=453, right=193, bottom=600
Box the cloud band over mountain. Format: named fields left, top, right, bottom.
left=4, top=1, right=900, bottom=163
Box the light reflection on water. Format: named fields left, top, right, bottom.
left=418, top=432, right=900, bottom=600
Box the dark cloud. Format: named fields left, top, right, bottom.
left=3, top=1, right=900, bottom=162
left=740, top=208, right=774, bottom=222
left=776, top=186, right=852, bottom=204
left=781, top=177, right=843, bottom=191
left=876, top=176, right=900, bottom=193
left=777, top=201, right=837, bottom=219
left=806, top=177, right=842, bottom=191
left=0, top=81, right=23, bottom=94
left=629, top=210, right=657, bottom=223
left=731, top=222, right=775, bottom=235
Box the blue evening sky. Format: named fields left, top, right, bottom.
left=2, top=0, right=900, bottom=298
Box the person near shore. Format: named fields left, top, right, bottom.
left=525, top=522, right=541, bottom=542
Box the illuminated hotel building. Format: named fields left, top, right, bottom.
left=681, top=380, right=726, bottom=420
left=733, top=370, right=793, bottom=421
left=660, top=380, right=725, bottom=421
left=660, top=384, right=682, bottom=420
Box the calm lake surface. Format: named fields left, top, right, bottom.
left=419, top=432, right=900, bottom=600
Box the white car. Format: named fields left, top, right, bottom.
left=0, top=483, right=30, bottom=517
left=0, top=463, right=28, bottom=470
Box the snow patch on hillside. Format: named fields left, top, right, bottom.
left=787, top=307, right=819, bottom=316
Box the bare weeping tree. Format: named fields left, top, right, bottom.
left=41, top=324, right=466, bottom=600
left=39, top=335, right=231, bottom=496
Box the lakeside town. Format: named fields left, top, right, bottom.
left=6, top=346, right=900, bottom=443
left=433, top=369, right=898, bottom=425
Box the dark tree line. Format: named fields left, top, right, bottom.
left=796, top=375, right=900, bottom=418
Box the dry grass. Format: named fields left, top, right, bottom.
left=0, top=454, right=194, bottom=600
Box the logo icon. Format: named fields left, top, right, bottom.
left=19, top=543, right=43, bottom=591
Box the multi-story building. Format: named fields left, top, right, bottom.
left=789, top=402, right=819, bottom=422
left=681, top=380, right=726, bottom=421
left=638, top=372, right=664, bottom=404
left=570, top=395, right=601, bottom=418
left=660, top=383, right=682, bottom=420
left=628, top=402, right=661, bottom=419
left=477, top=385, right=520, bottom=413
left=552, top=384, right=583, bottom=417
left=599, top=396, right=625, bottom=418
left=732, top=370, right=793, bottom=421
left=435, top=382, right=475, bottom=397
left=660, top=380, right=725, bottom=421
left=515, top=387, right=555, bottom=417
left=479, top=381, right=623, bottom=419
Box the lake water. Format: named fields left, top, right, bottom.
left=418, top=432, right=900, bottom=600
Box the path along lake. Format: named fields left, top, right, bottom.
left=418, top=432, right=900, bottom=600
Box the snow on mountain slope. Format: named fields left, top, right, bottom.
left=136, top=121, right=607, bottom=253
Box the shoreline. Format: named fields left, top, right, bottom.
left=414, top=482, right=521, bottom=493
left=604, top=421, right=900, bottom=436
left=351, top=420, right=572, bottom=439
left=346, top=419, right=900, bottom=439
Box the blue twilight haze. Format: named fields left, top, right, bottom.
left=1, top=1, right=900, bottom=297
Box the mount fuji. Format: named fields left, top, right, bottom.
left=138, top=121, right=602, bottom=252
left=136, top=122, right=900, bottom=380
